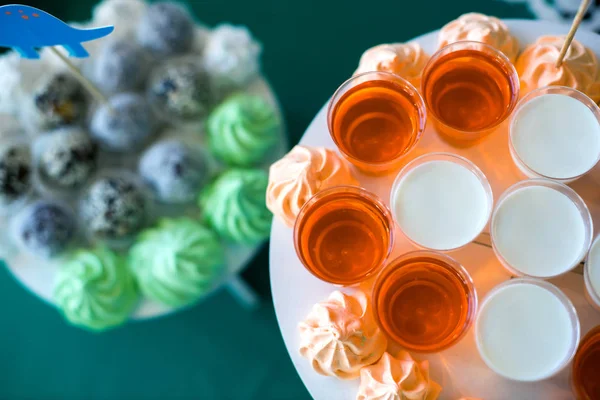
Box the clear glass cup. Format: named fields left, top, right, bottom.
left=294, top=185, right=394, bottom=286
left=421, top=41, right=519, bottom=145
left=584, top=235, right=600, bottom=311
left=491, top=179, right=592, bottom=278
left=327, top=71, right=426, bottom=175
left=476, top=278, right=580, bottom=382
left=509, top=86, right=600, bottom=183
left=372, top=250, right=477, bottom=353
left=390, top=152, right=493, bottom=251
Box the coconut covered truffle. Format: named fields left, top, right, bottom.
left=54, top=247, right=139, bottom=331
left=37, top=127, right=98, bottom=190
left=0, top=140, right=32, bottom=208
left=139, top=139, right=209, bottom=204
left=129, top=218, right=225, bottom=307
left=147, top=57, right=213, bottom=120
left=90, top=93, right=157, bottom=152
left=15, top=200, right=75, bottom=258
left=0, top=52, right=23, bottom=115
left=23, top=72, right=88, bottom=130
left=199, top=168, right=271, bottom=244
left=92, top=39, right=151, bottom=94
left=207, top=93, right=280, bottom=166
left=203, top=24, right=262, bottom=90
left=136, top=2, right=194, bottom=57
left=81, top=174, right=148, bottom=242
left=93, top=0, right=148, bottom=38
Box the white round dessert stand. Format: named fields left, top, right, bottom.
left=270, top=20, right=600, bottom=400
left=3, top=77, right=287, bottom=318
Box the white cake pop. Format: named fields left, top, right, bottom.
left=203, top=24, right=262, bottom=90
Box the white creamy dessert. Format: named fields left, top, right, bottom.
left=511, top=92, right=600, bottom=181
left=391, top=155, right=491, bottom=250
left=492, top=183, right=590, bottom=277
left=476, top=280, right=579, bottom=381
left=585, top=236, right=600, bottom=309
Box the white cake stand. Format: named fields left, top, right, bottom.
left=4, top=76, right=287, bottom=319
left=270, top=20, right=600, bottom=400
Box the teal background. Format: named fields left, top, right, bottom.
left=0, top=1, right=531, bottom=399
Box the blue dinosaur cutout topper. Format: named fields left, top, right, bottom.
left=0, top=4, right=114, bottom=59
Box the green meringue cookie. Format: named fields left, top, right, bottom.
left=128, top=218, right=225, bottom=307
left=207, top=93, right=280, bottom=166
left=54, top=247, right=138, bottom=332
left=199, top=169, right=272, bottom=244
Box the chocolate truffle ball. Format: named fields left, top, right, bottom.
left=139, top=140, right=209, bottom=203
left=90, top=93, right=157, bottom=152
left=0, top=142, right=32, bottom=208
left=16, top=200, right=75, bottom=258
left=136, top=2, right=194, bottom=57
left=81, top=175, right=147, bottom=241
left=38, top=127, right=98, bottom=190
left=92, top=39, right=151, bottom=94
left=147, top=57, right=212, bottom=120
left=26, top=73, right=88, bottom=130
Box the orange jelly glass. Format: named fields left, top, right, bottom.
left=572, top=325, right=600, bottom=399
left=294, top=186, right=394, bottom=286
left=327, top=71, right=426, bottom=174
left=372, top=251, right=477, bottom=352
left=421, top=41, right=519, bottom=145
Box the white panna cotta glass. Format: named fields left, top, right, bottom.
left=476, top=278, right=580, bottom=382
left=585, top=235, right=600, bottom=311
left=390, top=152, right=492, bottom=251
left=491, top=179, right=592, bottom=278
left=509, top=86, right=600, bottom=183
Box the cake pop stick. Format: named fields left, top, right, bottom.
left=556, top=0, right=592, bottom=68
left=48, top=47, right=110, bottom=106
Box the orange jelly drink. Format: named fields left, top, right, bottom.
left=422, top=41, right=519, bottom=144
left=372, top=251, right=477, bottom=352
left=294, top=186, right=394, bottom=285
left=328, top=71, right=426, bottom=174
left=573, top=326, right=600, bottom=399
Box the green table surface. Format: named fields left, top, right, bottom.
left=0, top=0, right=531, bottom=399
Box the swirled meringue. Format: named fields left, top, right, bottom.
left=516, top=36, right=600, bottom=102
left=54, top=247, right=138, bottom=331
left=207, top=93, right=280, bottom=167
left=354, top=43, right=430, bottom=86
left=129, top=218, right=225, bottom=307
left=298, top=290, right=387, bottom=380
left=357, top=352, right=442, bottom=400
left=199, top=168, right=272, bottom=244
left=267, top=146, right=358, bottom=227
left=438, top=13, right=519, bottom=62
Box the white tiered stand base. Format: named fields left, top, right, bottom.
left=270, top=20, right=600, bottom=400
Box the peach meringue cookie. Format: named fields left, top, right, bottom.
left=298, top=290, right=387, bottom=380
left=354, top=43, right=430, bottom=86
left=516, top=36, right=600, bottom=102
left=438, top=13, right=519, bottom=62
left=267, top=145, right=358, bottom=227
left=357, top=352, right=442, bottom=400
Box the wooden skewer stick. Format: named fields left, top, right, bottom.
left=48, top=46, right=111, bottom=107
left=556, top=0, right=592, bottom=68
